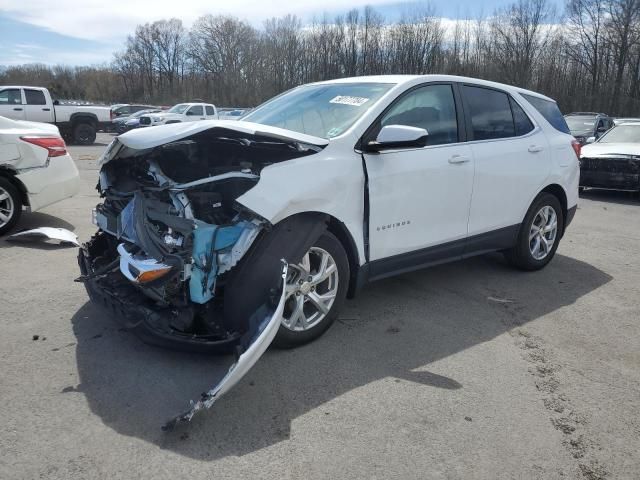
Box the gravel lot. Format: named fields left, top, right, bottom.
left=1, top=133, right=639, bottom=479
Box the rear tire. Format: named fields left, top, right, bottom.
left=504, top=193, right=564, bottom=271
left=73, top=123, right=96, bottom=145
left=0, top=178, right=22, bottom=236
left=273, top=231, right=349, bottom=349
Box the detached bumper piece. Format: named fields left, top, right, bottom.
left=163, top=263, right=288, bottom=430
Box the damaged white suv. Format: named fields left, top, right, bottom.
left=78, top=75, right=579, bottom=426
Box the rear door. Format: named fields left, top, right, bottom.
left=23, top=88, right=53, bottom=123
left=0, top=88, right=25, bottom=120
left=362, top=83, right=474, bottom=265
left=461, top=84, right=551, bottom=242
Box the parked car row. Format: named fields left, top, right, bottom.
left=111, top=108, right=162, bottom=134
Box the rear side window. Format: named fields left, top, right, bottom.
left=521, top=94, right=570, bottom=134
left=462, top=85, right=514, bottom=140
left=510, top=98, right=534, bottom=136
left=25, top=89, right=46, bottom=105
left=0, top=88, right=22, bottom=105
left=205, top=105, right=215, bottom=115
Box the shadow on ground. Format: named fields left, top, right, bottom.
left=580, top=189, right=639, bottom=205
left=0, top=213, right=76, bottom=250
left=70, top=252, right=611, bottom=460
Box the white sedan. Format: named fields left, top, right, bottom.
left=0, top=115, right=80, bottom=235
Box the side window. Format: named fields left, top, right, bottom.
left=0, top=88, right=22, bottom=105
left=25, top=89, right=47, bottom=105
left=509, top=98, right=534, bottom=136
left=205, top=105, right=215, bottom=116
left=380, top=84, right=458, bottom=146
left=463, top=85, right=514, bottom=140
left=188, top=105, right=204, bottom=116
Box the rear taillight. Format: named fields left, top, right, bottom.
left=20, top=136, right=67, bottom=157
left=571, top=139, right=581, bottom=159
left=110, top=109, right=115, bottom=121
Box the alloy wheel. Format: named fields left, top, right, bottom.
left=281, top=246, right=339, bottom=331
left=0, top=186, right=15, bottom=229
left=529, top=205, right=558, bottom=260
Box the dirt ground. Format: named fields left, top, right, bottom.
left=1, top=133, right=638, bottom=479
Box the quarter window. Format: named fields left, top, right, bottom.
left=510, top=98, right=534, bottom=136
left=463, top=85, right=514, bottom=140
left=205, top=105, right=215, bottom=116
left=0, top=89, right=22, bottom=105
left=521, top=94, right=570, bottom=134
left=380, top=84, right=458, bottom=146
left=25, top=89, right=47, bottom=105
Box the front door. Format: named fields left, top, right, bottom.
left=0, top=88, right=25, bottom=120
left=186, top=105, right=206, bottom=122
left=362, top=83, right=474, bottom=266
left=23, top=89, right=53, bottom=123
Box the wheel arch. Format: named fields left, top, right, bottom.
left=0, top=166, right=30, bottom=207
left=273, top=211, right=362, bottom=299
left=70, top=112, right=98, bottom=128
left=539, top=183, right=568, bottom=236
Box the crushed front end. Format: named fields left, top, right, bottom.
left=76, top=123, right=326, bottom=426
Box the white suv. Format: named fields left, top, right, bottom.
left=79, top=75, right=579, bottom=425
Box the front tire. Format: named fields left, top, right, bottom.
left=273, top=231, right=349, bottom=348
left=0, top=178, right=22, bottom=236
left=504, top=193, right=564, bottom=271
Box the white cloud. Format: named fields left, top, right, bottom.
left=2, top=0, right=398, bottom=42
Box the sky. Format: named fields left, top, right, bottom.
left=0, top=0, right=558, bottom=67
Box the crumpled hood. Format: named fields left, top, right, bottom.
left=116, top=119, right=329, bottom=151
left=581, top=143, right=640, bottom=158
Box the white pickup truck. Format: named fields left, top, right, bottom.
left=0, top=86, right=111, bottom=145
left=138, top=102, right=218, bottom=127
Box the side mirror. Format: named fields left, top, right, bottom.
left=365, top=125, right=429, bottom=152
left=53, top=99, right=60, bottom=106
left=586, top=136, right=596, bottom=144
left=186, top=110, right=196, bottom=116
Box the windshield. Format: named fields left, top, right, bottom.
left=168, top=104, right=189, bottom=114
left=565, top=116, right=595, bottom=131
left=597, top=124, right=640, bottom=143
left=243, top=83, right=394, bottom=139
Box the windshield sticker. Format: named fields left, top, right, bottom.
left=330, top=95, right=370, bottom=107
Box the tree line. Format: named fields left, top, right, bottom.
left=1, top=0, right=640, bottom=115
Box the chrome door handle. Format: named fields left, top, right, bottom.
left=448, top=155, right=470, bottom=164
left=528, top=145, right=544, bottom=153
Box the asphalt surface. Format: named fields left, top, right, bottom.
left=1, top=133, right=639, bottom=479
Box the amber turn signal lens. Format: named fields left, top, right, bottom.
left=136, top=267, right=172, bottom=284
